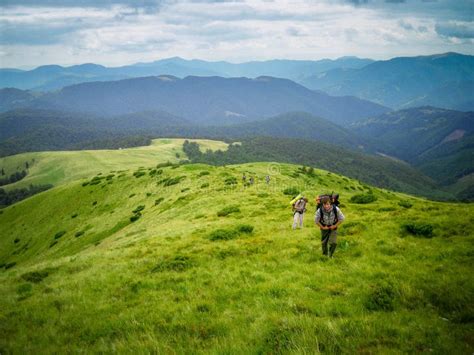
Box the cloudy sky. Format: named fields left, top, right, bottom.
left=0, top=0, right=473, bottom=68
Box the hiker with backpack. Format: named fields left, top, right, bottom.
left=292, top=196, right=308, bottom=229
left=315, top=195, right=345, bottom=257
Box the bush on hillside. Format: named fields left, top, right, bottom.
left=132, top=205, right=145, bottom=214
left=21, top=270, right=49, bottom=283
left=199, top=171, right=210, bottom=177
left=201, top=183, right=209, bottom=188
left=350, top=193, right=377, bottom=204
left=236, top=224, right=254, bottom=234
left=208, top=228, right=239, bottom=241
left=401, top=222, right=434, bottom=238
left=224, top=176, right=237, bottom=185
left=365, top=281, right=397, bottom=311
left=133, top=171, right=146, bottom=178
left=398, top=200, right=413, bottom=209
left=151, top=255, right=194, bottom=272
left=217, top=205, right=240, bottom=217
left=283, top=187, right=299, bottom=196
left=75, top=231, right=84, bottom=238
left=155, top=198, right=164, bottom=206
left=54, top=231, right=66, bottom=240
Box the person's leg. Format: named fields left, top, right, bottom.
left=329, top=231, right=338, bottom=257
left=292, top=213, right=298, bottom=229
left=299, top=212, right=304, bottom=228
left=321, top=230, right=330, bottom=255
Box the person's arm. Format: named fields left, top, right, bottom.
left=331, top=207, right=345, bottom=230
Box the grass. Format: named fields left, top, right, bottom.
left=0, top=138, right=229, bottom=191
left=0, top=158, right=472, bottom=353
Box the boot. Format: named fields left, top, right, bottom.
left=322, top=242, right=328, bottom=256
left=329, top=243, right=337, bottom=258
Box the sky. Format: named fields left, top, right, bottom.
left=0, top=0, right=473, bottom=69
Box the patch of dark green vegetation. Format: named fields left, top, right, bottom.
left=13, top=238, right=20, bottom=244
left=224, top=176, right=238, bottom=185
left=132, top=205, right=145, bottom=214
left=49, top=241, right=58, bottom=248
left=4, top=262, right=16, bottom=269
left=198, top=171, right=210, bottom=177
left=365, top=280, right=397, bottom=311
left=401, top=222, right=434, bottom=238
left=0, top=184, right=53, bottom=209
left=149, top=169, right=163, bottom=177
left=75, top=231, right=84, bottom=238
left=350, top=193, right=377, bottom=204
left=181, top=188, right=190, bottom=193
left=217, top=205, right=241, bottom=217
left=54, top=231, right=66, bottom=240
left=398, top=200, right=413, bottom=208
left=129, top=193, right=136, bottom=198
left=71, top=213, right=78, bottom=218
left=283, top=187, right=299, bottom=196
left=158, top=176, right=186, bottom=187
left=130, top=213, right=141, bottom=222
left=201, top=183, right=209, bottom=188
left=208, top=224, right=255, bottom=241
left=378, top=207, right=396, bottom=212
left=21, top=270, right=49, bottom=283
left=151, top=255, right=194, bottom=272
left=155, top=198, right=164, bottom=206
left=133, top=171, right=146, bottom=178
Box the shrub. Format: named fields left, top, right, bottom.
left=365, top=281, right=396, bottom=311
left=5, top=262, right=16, bottom=269
left=217, top=205, right=241, bottom=217
left=75, top=231, right=84, bottom=238
left=54, top=231, right=66, bottom=240
left=82, top=182, right=89, bottom=187
left=236, top=224, right=254, bottom=234
left=132, top=205, right=145, bottom=214
left=224, top=176, right=238, bottom=185
left=350, top=193, right=377, bottom=204
left=199, top=171, right=210, bottom=177
left=130, top=213, right=141, bottom=222
left=49, top=241, right=58, bottom=248
left=398, top=200, right=413, bottom=209
left=133, top=171, right=146, bottom=178
left=151, top=255, right=193, bottom=272
left=106, top=174, right=115, bottom=180
left=129, top=193, right=136, bottom=198
left=208, top=229, right=239, bottom=241
left=71, top=213, right=78, bottom=218
left=21, top=270, right=49, bottom=283
left=92, top=201, right=97, bottom=206
left=283, top=187, right=299, bottom=196
left=201, top=183, right=209, bottom=188
left=155, top=198, right=164, bottom=206
left=181, top=188, right=190, bottom=193
left=159, top=176, right=185, bottom=187
left=14, top=238, right=20, bottom=244
left=402, top=223, right=434, bottom=238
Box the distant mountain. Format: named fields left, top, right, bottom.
left=0, top=88, right=37, bottom=112
left=352, top=106, right=474, bottom=185
left=301, top=52, right=474, bottom=111
left=24, top=75, right=388, bottom=125
left=216, top=111, right=374, bottom=151
left=0, top=56, right=374, bottom=91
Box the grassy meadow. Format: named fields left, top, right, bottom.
left=0, top=138, right=229, bottom=190
left=0, top=145, right=473, bottom=353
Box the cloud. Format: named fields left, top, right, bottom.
left=436, top=21, right=474, bottom=39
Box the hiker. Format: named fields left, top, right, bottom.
left=315, top=195, right=345, bottom=257
left=265, top=175, right=270, bottom=184
left=292, top=196, right=308, bottom=229
left=242, top=173, right=247, bottom=183
left=249, top=176, right=254, bottom=185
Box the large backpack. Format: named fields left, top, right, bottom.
left=315, top=193, right=340, bottom=209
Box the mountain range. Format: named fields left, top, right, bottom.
left=1, top=76, right=389, bottom=125
left=301, top=52, right=474, bottom=111
left=1, top=53, right=472, bottom=112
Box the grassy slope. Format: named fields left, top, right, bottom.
left=0, top=138, right=228, bottom=190
left=0, top=161, right=473, bottom=353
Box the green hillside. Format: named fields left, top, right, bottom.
left=0, top=159, right=473, bottom=353
left=0, top=138, right=228, bottom=190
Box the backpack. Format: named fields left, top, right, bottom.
left=315, top=192, right=340, bottom=209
